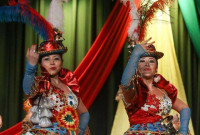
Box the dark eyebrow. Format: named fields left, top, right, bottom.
left=52, top=55, right=60, bottom=57
left=43, top=56, right=49, bottom=58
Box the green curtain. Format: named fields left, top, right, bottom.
left=170, top=1, right=200, bottom=134
left=178, top=0, right=200, bottom=58
left=0, top=23, right=25, bottom=130
left=195, top=0, right=200, bottom=17
left=0, top=0, right=118, bottom=134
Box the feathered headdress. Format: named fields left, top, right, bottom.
left=121, top=0, right=173, bottom=42
left=0, top=0, right=54, bottom=40
left=38, top=0, right=69, bottom=56
left=48, top=0, right=69, bottom=33
left=0, top=0, right=69, bottom=56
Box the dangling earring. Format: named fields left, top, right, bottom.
left=136, top=68, right=141, bottom=77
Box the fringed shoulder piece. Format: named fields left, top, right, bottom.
left=129, top=77, right=149, bottom=110
left=116, top=76, right=137, bottom=108
left=29, top=76, right=45, bottom=99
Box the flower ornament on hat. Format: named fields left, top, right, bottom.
left=38, top=28, right=68, bottom=57
left=38, top=40, right=67, bottom=56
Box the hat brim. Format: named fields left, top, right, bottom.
left=140, top=52, right=164, bottom=59
left=38, top=48, right=68, bottom=57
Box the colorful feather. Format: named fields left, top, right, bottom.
left=0, top=2, right=54, bottom=40
left=128, top=0, right=140, bottom=40
left=121, top=0, right=173, bottom=41
left=48, top=0, right=69, bottom=33
left=120, top=0, right=129, bottom=5
left=8, top=0, right=17, bottom=6
left=138, top=0, right=172, bottom=41
left=18, top=0, right=30, bottom=5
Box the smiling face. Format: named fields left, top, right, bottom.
left=137, top=57, right=157, bottom=79
left=41, top=54, right=63, bottom=76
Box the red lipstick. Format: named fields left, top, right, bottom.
left=144, top=68, right=151, bottom=71
left=50, top=67, right=56, bottom=70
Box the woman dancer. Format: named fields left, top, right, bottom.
left=22, top=39, right=89, bottom=135
left=117, top=38, right=190, bottom=135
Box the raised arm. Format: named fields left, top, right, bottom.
left=121, top=45, right=145, bottom=86
left=23, top=44, right=39, bottom=95
left=121, top=38, right=155, bottom=86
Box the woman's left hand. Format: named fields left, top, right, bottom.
left=0, top=115, right=2, bottom=128
left=135, top=37, right=155, bottom=52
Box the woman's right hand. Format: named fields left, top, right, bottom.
left=26, top=44, right=39, bottom=66
left=135, top=37, right=155, bottom=52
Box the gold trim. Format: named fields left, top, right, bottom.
left=38, top=47, right=68, bottom=54
left=141, top=52, right=164, bottom=59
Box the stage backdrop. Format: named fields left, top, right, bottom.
left=0, top=0, right=200, bottom=134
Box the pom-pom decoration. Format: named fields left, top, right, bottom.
left=56, top=105, right=79, bottom=133
left=0, top=0, right=54, bottom=40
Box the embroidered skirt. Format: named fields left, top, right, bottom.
left=23, top=122, right=74, bottom=135
left=124, top=122, right=168, bottom=135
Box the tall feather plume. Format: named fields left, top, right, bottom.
left=121, top=0, right=140, bottom=40
left=48, top=0, right=68, bottom=33
left=0, top=1, right=54, bottom=40
left=139, top=0, right=172, bottom=41
left=128, top=0, right=140, bottom=40
left=120, top=0, right=129, bottom=5
left=121, top=0, right=173, bottom=41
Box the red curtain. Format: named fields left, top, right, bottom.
left=74, top=1, right=130, bottom=108
left=76, top=0, right=141, bottom=108
left=0, top=0, right=131, bottom=134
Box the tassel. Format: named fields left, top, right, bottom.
left=39, top=117, right=52, bottom=127
left=39, top=108, right=53, bottom=118
left=30, top=112, right=40, bottom=124
left=30, top=105, right=38, bottom=113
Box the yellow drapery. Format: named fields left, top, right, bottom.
left=111, top=8, right=194, bottom=135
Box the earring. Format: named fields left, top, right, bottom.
left=136, top=68, right=141, bottom=77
